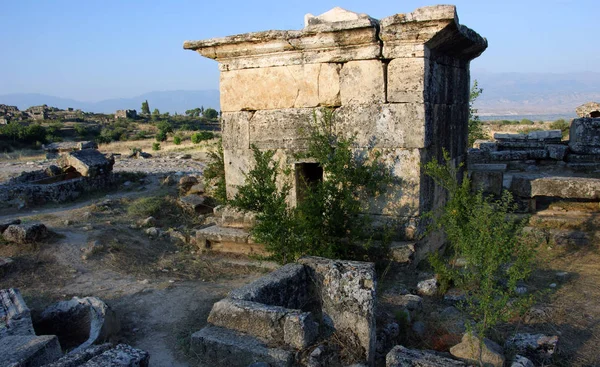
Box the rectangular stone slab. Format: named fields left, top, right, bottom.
left=0, top=335, right=63, bottom=367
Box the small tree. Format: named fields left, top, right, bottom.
left=173, top=136, right=182, bottom=145
left=468, top=80, right=486, bottom=147
left=155, top=130, right=167, bottom=142
left=424, top=152, right=536, bottom=343
left=203, top=108, right=218, bottom=120
left=141, top=100, right=150, bottom=115
left=203, top=139, right=227, bottom=203
left=152, top=108, right=160, bottom=120
left=152, top=142, right=161, bottom=151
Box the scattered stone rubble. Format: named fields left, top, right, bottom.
left=0, top=149, right=118, bottom=209
left=185, top=5, right=487, bottom=262
left=0, top=288, right=147, bottom=367
left=469, top=109, right=600, bottom=211
left=191, top=256, right=376, bottom=366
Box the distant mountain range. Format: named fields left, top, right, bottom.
left=0, top=90, right=220, bottom=115
left=1, top=71, right=599, bottom=117
left=472, top=71, right=600, bottom=116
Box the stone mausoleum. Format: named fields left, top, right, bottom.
left=185, top=5, right=487, bottom=259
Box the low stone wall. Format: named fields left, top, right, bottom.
left=0, top=174, right=119, bottom=209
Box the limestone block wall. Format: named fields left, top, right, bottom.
left=184, top=5, right=487, bottom=240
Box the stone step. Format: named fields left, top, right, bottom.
left=190, top=325, right=295, bottom=367
left=511, top=175, right=600, bottom=200
left=213, top=205, right=256, bottom=229
left=0, top=335, right=63, bottom=367
left=195, top=225, right=267, bottom=256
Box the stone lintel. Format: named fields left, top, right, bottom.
left=380, top=5, right=487, bottom=61
left=184, top=22, right=380, bottom=71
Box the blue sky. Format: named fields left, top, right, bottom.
left=0, top=0, right=598, bottom=101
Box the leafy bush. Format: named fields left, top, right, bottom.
left=191, top=131, right=214, bottom=144
left=0, top=123, right=47, bottom=145
left=550, top=118, right=570, bottom=138
left=203, top=139, right=227, bottom=203
left=155, top=130, right=167, bottom=142
left=127, top=196, right=166, bottom=218
left=520, top=118, right=534, bottom=125
left=424, top=151, right=536, bottom=340
left=468, top=80, right=486, bottom=147
left=173, top=136, right=182, bottom=145
left=152, top=142, right=161, bottom=151
left=232, top=110, right=393, bottom=263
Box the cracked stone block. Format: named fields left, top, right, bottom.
left=3, top=223, right=49, bottom=244
left=0, top=335, right=63, bottom=367
left=1, top=288, right=35, bottom=338
left=57, top=149, right=113, bottom=177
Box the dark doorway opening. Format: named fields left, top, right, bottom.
left=590, top=111, right=600, bottom=118
left=295, top=163, right=323, bottom=203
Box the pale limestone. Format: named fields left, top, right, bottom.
left=340, top=60, right=385, bottom=104
left=387, top=58, right=428, bottom=103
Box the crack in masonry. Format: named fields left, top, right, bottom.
left=247, top=110, right=257, bottom=149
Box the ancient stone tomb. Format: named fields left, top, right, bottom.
left=185, top=6, right=486, bottom=256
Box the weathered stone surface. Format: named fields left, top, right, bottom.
left=511, top=355, right=534, bottom=367
left=220, top=64, right=341, bottom=112
left=36, top=296, right=120, bottom=354
left=58, top=149, right=113, bottom=177
left=44, top=141, right=98, bottom=153
left=389, top=242, right=416, bottom=264
left=247, top=108, right=315, bottom=150
left=187, top=183, right=205, bottom=195
left=332, top=103, right=427, bottom=148
left=470, top=170, right=503, bottom=195
left=178, top=194, right=212, bottom=214
left=340, top=60, right=385, bottom=105
left=299, top=256, right=377, bottom=365
left=44, top=343, right=112, bottom=367
left=214, top=205, right=257, bottom=229
left=449, top=333, right=505, bottom=367
left=478, top=142, right=498, bottom=152
left=0, top=335, right=63, bottom=367
left=3, top=223, right=49, bottom=244
left=304, top=7, right=373, bottom=27
left=380, top=5, right=487, bottom=61
left=195, top=225, right=268, bottom=255
left=489, top=150, right=548, bottom=161
left=469, top=164, right=506, bottom=172
left=547, top=144, right=568, bottom=160
left=575, top=102, right=600, bottom=118
left=1, top=288, right=35, bottom=338
left=386, top=345, right=465, bottom=367
left=0, top=219, right=21, bottom=234
left=397, top=295, right=423, bottom=312
left=230, top=263, right=310, bottom=309
left=387, top=58, right=427, bottom=103
left=505, top=333, right=558, bottom=359
left=494, top=130, right=562, bottom=141
left=191, top=325, right=294, bottom=367
left=569, top=118, right=600, bottom=154
left=178, top=175, right=198, bottom=193
left=82, top=344, right=149, bottom=367
left=417, top=278, right=438, bottom=296
left=207, top=298, right=318, bottom=349
left=510, top=175, right=600, bottom=199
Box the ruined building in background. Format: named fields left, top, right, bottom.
left=185, top=5, right=487, bottom=261
left=115, top=109, right=137, bottom=119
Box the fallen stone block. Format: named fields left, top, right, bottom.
left=82, top=344, right=149, bottom=367
left=0, top=219, right=21, bottom=234
left=396, top=294, right=423, bottom=312
left=470, top=170, right=503, bottom=195
left=208, top=298, right=318, bottom=349
left=386, top=345, right=465, bottom=366
left=449, top=333, right=505, bottom=367
left=389, top=241, right=416, bottom=264
left=214, top=205, right=257, bottom=229
left=1, top=288, right=35, bottom=337
left=2, top=223, right=49, bottom=244
left=505, top=333, right=558, bottom=359
left=191, top=325, right=294, bottom=367
left=0, top=335, right=63, bottom=367
left=178, top=194, right=212, bottom=214
left=44, top=343, right=112, bottom=367
left=178, top=175, right=198, bottom=194
left=195, top=225, right=268, bottom=255
left=35, top=296, right=120, bottom=354
left=58, top=149, right=114, bottom=177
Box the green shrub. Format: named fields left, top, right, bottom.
left=203, top=139, right=227, bottom=203
left=155, top=130, right=167, bottom=142
left=127, top=196, right=165, bottom=217
left=520, top=118, right=534, bottom=125
left=550, top=118, right=570, bottom=138
left=152, top=142, right=160, bottom=151
left=173, top=136, right=182, bottom=145
left=424, top=151, right=536, bottom=340
left=232, top=110, right=393, bottom=263
left=191, top=131, right=214, bottom=144
left=468, top=80, right=486, bottom=147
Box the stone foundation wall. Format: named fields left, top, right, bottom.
left=185, top=5, right=486, bottom=241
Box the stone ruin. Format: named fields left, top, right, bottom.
left=115, top=109, right=137, bottom=120
left=191, top=256, right=376, bottom=366
left=184, top=5, right=487, bottom=262
left=43, top=140, right=98, bottom=159
left=0, top=149, right=118, bottom=209
left=0, top=288, right=148, bottom=367
left=469, top=103, right=600, bottom=212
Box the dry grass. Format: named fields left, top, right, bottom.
left=97, top=136, right=219, bottom=156
left=0, top=149, right=46, bottom=162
